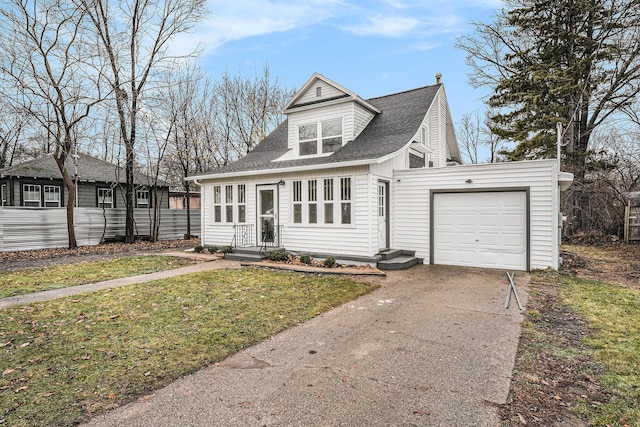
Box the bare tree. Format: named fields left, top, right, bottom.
left=457, top=109, right=507, bottom=164
left=0, top=102, right=29, bottom=168
left=0, top=0, right=101, bottom=248
left=78, top=0, right=206, bottom=243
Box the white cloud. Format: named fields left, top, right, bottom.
left=344, top=15, right=420, bottom=38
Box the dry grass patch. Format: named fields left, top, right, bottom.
left=0, top=256, right=194, bottom=298
left=0, top=268, right=379, bottom=426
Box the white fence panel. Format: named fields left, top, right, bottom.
left=0, top=207, right=200, bottom=252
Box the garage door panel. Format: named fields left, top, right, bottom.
left=433, top=192, right=527, bottom=271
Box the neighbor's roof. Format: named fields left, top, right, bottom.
left=0, top=153, right=165, bottom=186
left=192, top=83, right=454, bottom=178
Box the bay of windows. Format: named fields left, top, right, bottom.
left=291, top=177, right=351, bottom=225
left=23, top=184, right=42, bottom=207
left=298, top=118, right=343, bottom=156
left=44, top=185, right=61, bottom=207
left=213, top=184, right=247, bottom=224
left=97, top=188, right=113, bottom=208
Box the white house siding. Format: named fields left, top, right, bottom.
left=198, top=165, right=381, bottom=257
left=353, top=103, right=376, bottom=140
left=287, top=103, right=356, bottom=152
left=393, top=160, right=561, bottom=270
left=297, top=80, right=345, bottom=105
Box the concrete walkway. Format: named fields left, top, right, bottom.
left=83, top=265, right=528, bottom=427
left=0, top=259, right=241, bottom=309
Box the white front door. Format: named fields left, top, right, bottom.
left=257, top=185, right=278, bottom=246
left=378, top=181, right=388, bottom=250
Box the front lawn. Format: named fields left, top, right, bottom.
left=0, top=268, right=379, bottom=426
left=0, top=256, right=195, bottom=298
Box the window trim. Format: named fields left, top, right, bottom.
left=136, top=187, right=150, bottom=208
left=297, top=118, right=344, bottom=157
left=213, top=185, right=222, bottom=223
left=224, top=184, right=234, bottom=223
left=97, top=187, right=114, bottom=208
left=1, top=183, right=7, bottom=206
left=237, top=184, right=246, bottom=223
left=43, top=185, right=61, bottom=207
left=290, top=176, right=353, bottom=226
left=22, top=184, right=41, bottom=207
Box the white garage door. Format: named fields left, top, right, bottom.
left=433, top=191, right=527, bottom=270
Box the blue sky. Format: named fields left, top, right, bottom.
left=176, top=0, right=502, bottom=128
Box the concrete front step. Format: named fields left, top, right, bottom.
left=377, top=249, right=420, bottom=271
left=225, top=252, right=265, bottom=262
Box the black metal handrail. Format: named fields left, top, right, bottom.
left=260, top=224, right=282, bottom=253
left=232, top=224, right=255, bottom=248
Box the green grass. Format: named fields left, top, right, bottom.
left=0, top=256, right=194, bottom=298
left=557, top=274, right=640, bottom=426
left=0, top=268, right=380, bottom=426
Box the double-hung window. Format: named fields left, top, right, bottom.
left=292, top=181, right=302, bottom=224
left=298, top=118, right=343, bottom=156
left=136, top=188, right=149, bottom=208
left=44, top=185, right=61, bottom=207
left=340, top=177, right=352, bottom=224
left=213, top=185, right=222, bottom=222
left=23, top=184, right=41, bottom=207
left=290, top=177, right=352, bottom=225
left=237, top=184, right=246, bottom=223
left=97, top=188, right=113, bottom=208
left=308, top=180, right=317, bottom=224
left=225, top=185, right=233, bottom=223
left=323, top=179, right=334, bottom=224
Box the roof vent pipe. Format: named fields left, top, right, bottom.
left=435, top=73, right=442, bottom=84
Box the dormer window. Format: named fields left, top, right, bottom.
left=298, top=118, right=343, bottom=156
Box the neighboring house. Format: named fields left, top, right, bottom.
left=0, top=153, right=169, bottom=209
left=188, top=73, right=573, bottom=271
left=169, top=190, right=201, bottom=210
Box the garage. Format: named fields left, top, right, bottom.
left=432, top=191, right=528, bottom=271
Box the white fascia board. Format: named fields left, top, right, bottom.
left=186, top=158, right=375, bottom=182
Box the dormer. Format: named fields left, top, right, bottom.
left=276, top=73, right=380, bottom=161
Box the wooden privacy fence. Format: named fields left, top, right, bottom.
left=625, top=201, right=640, bottom=243
left=0, top=207, right=201, bottom=252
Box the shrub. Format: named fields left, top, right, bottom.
left=221, top=246, right=233, bottom=254
left=265, top=250, right=289, bottom=262
left=300, top=255, right=311, bottom=265
left=324, top=256, right=336, bottom=268
left=208, top=246, right=219, bottom=254
left=194, top=245, right=204, bottom=253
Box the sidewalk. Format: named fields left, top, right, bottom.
left=0, top=259, right=241, bottom=309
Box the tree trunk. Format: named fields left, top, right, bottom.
left=54, top=156, right=77, bottom=249
left=125, top=145, right=135, bottom=243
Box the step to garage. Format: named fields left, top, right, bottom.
left=377, top=250, right=421, bottom=271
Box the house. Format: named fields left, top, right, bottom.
left=0, top=153, right=169, bottom=209
left=169, top=190, right=201, bottom=210
left=188, top=73, right=573, bottom=271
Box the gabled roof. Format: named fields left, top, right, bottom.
left=0, top=153, right=165, bottom=186
left=190, top=83, right=452, bottom=179
left=284, top=73, right=380, bottom=114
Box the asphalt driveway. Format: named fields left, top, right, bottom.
left=84, top=264, right=528, bottom=427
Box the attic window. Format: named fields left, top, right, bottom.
left=316, top=86, right=321, bottom=97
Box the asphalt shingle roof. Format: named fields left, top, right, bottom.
left=0, top=153, right=162, bottom=186
left=200, top=84, right=441, bottom=176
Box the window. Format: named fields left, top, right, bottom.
left=298, top=124, right=317, bottom=156
left=97, top=188, right=113, bottom=208
left=136, top=188, right=149, bottom=208
left=292, top=181, right=302, bottom=224
left=213, top=185, right=221, bottom=222
left=23, top=184, right=41, bottom=207
left=225, top=185, right=233, bottom=223
left=421, top=126, right=429, bottom=146
left=237, top=184, right=246, bottom=223
left=308, top=180, right=317, bottom=224
left=316, top=86, right=322, bottom=97
left=321, top=119, right=342, bottom=153
left=44, top=185, right=61, bottom=207
left=1, top=184, right=7, bottom=206
left=298, top=119, right=343, bottom=156
left=323, top=179, right=333, bottom=224
left=340, top=177, right=351, bottom=224
left=290, top=176, right=352, bottom=226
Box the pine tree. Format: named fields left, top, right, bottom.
left=457, top=0, right=640, bottom=233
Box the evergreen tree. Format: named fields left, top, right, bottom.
left=457, top=0, right=640, bottom=233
